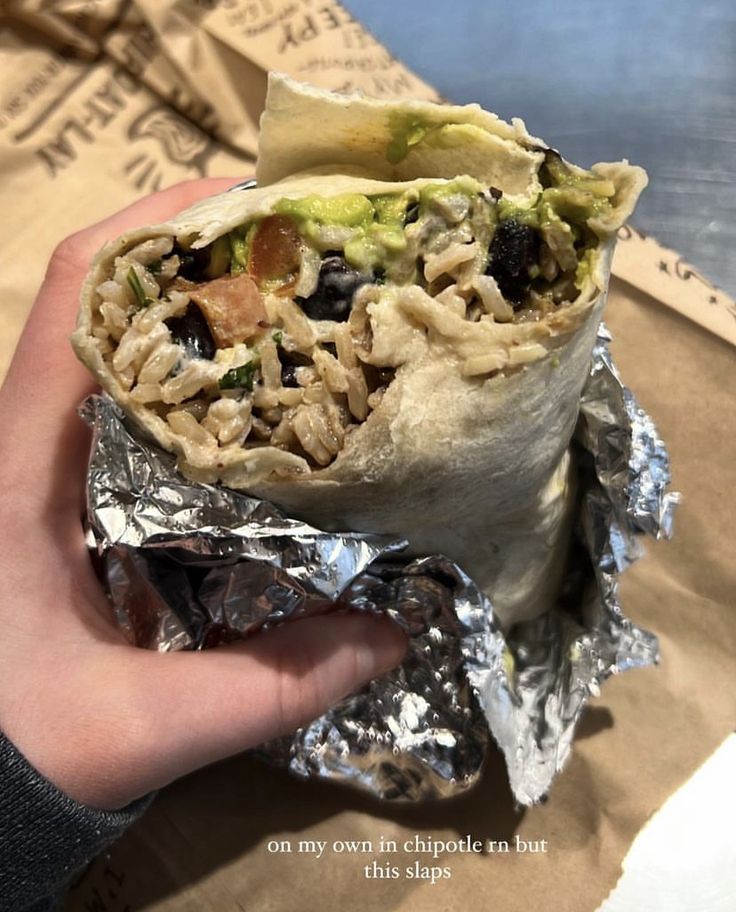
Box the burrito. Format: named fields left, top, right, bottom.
left=71, top=74, right=646, bottom=627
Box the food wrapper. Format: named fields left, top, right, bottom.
left=81, top=324, right=678, bottom=805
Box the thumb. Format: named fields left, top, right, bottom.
left=87, top=613, right=407, bottom=809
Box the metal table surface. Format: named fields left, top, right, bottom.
left=345, top=0, right=736, bottom=298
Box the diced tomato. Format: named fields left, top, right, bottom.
left=249, top=215, right=301, bottom=284
left=188, top=274, right=268, bottom=348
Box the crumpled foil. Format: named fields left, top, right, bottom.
left=81, top=325, right=679, bottom=806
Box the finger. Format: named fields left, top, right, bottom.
left=88, top=614, right=408, bottom=808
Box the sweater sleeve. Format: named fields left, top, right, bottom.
left=0, top=731, right=153, bottom=912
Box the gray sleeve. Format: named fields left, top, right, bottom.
left=0, top=731, right=153, bottom=912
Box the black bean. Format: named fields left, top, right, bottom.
left=404, top=203, right=420, bottom=224
left=278, top=349, right=311, bottom=388
left=296, top=256, right=371, bottom=322
left=281, top=364, right=298, bottom=387
left=171, top=242, right=210, bottom=281
left=485, top=219, right=540, bottom=307
left=165, top=304, right=216, bottom=361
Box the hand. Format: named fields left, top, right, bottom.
left=0, top=179, right=407, bottom=811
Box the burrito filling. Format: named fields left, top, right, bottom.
left=92, top=152, right=616, bottom=473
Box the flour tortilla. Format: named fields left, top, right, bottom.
left=257, top=74, right=645, bottom=235
left=72, top=75, right=646, bottom=626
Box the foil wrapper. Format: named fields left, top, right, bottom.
left=81, top=325, right=678, bottom=806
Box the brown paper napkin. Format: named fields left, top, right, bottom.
left=1, top=3, right=734, bottom=910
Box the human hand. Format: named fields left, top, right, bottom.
left=0, top=179, right=407, bottom=811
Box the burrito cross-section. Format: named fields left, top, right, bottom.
left=71, top=74, right=647, bottom=627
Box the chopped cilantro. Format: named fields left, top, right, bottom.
left=127, top=267, right=151, bottom=308
left=272, top=330, right=283, bottom=345
left=219, top=361, right=258, bottom=391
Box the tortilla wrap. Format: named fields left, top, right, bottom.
left=71, top=74, right=646, bottom=626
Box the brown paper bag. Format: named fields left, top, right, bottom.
left=1, top=3, right=734, bottom=910
left=0, top=0, right=438, bottom=380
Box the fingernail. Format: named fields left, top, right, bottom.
left=227, top=179, right=258, bottom=192
left=356, top=617, right=408, bottom=681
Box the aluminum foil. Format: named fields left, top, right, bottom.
left=81, top=325, right=678, bottom=806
